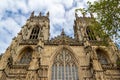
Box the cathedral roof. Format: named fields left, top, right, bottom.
left=45, top=29, right=83, bottom=46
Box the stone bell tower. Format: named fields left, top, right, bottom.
left=74, top=13, right=96, bottom=42
left=22, top=11, right=50, bottom=41
left=74, top=12, right=120, bottom=80
left=0, top=11, right=50, bottom=80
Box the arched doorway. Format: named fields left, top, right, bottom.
left=51, top=49, right=79, bottom=80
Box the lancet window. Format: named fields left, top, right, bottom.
left=86, top=27, right=96, bottom=40
left=30, top=26, right=40, bottom=39
left=51, top=49, right=79, bottom=80
left=96, top=49, right=108, bottom=65
left=19, top=48, right=32, bottom=64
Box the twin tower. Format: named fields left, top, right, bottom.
left=0, top=11, right=120, bottom=80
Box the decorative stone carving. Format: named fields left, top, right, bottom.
left=52, top=49, right=79, bottom=80
left=45, top=29, right=83, bottom=45
left=37, top=46, right=43, bottom=54
left=29, top=56, right=40, bottom=70
left=84, top=45, right=92, bottom=54
left=26, top=71, right=39, bottom=80
left=19, top=48, right=33, bottom=64
left=0, top=11, right=120, bottom=80
left=46, top=12, right=49, bottom=17
left=30, top=11, right=34, bottom=18
left=10, top=49, right=16, bottom=59
left=22, top=26, right=29, bottom=40
left=7, top=56, right=13, bottom=67
left=19, top=39, right=39, bottom=45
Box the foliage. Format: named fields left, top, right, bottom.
left=76, top=0, right=120, bottom=43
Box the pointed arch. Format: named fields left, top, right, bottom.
left=51, top=46, right=79, bottom=80
left=86, top=26, right=97, bottom=40
left=30, top=26, right=40, bottom=39
left=96, top=48, right=110, bottom=65
left=50, top=46, right=79, bottom=66
left=18, top=46, right=33, bottom=64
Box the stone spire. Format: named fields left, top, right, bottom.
left=46, top=12, right=49, bottom=17
left=30, top=11, right=34, bottom=18
left=39, top=12, right=42, bottom=16
left=75, top=12, right=78, bottom=18
left=61, top=28, right=65, bottom=36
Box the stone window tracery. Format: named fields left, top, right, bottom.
left=19, top=48, right=32, bottom=64
left=30, top=26, right=40, bottom=39
left=96, top=49, right=108, bottom=65
left=86, top=27, right=96, bottom=40
left=51, top=49, right=79, bottom=80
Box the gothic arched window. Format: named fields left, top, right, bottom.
left=51, top=49, right=79, bottom=80
left=30, top=26, right=40, bottom=39
left=86, top=27, right=96, bottom=40
left=20, top=48, right=32, bottom=64
left=96, top=49, right=108, bottom=65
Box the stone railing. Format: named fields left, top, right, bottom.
left=102, top=64, right=120, bottom=70
left=88, top=40, right=107, bottom=46
left=19, top=39, right=39, bottom=45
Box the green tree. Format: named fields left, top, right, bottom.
left=87, top=0, right=120, bottom=65
left=88, top=0, right=120, bottom=39
left=76, top=0, right=120, bottom=43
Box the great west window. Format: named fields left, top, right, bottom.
left=51, top=49, right=79, bottom=80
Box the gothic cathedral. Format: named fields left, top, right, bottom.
left=0, top=11, right=120, bottom=80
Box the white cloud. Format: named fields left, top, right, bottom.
left=84, top=0, right=97, bottom=3
left=0, top=18, right=21, bottom=36
left=62, top=0, right=74, bottom=9
left=0, top=0, right=96, bottom=54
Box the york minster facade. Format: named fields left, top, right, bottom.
left=0, top=12, right=120, bottom=80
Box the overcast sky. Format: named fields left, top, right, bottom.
left=0, top=0, right=101, bottom=54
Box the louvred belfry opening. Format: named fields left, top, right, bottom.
left=30, top=26, right=40, bottom=39
left=86, top=27, right=97, bottom=40
left=51, top=49, right=79, bottom=80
